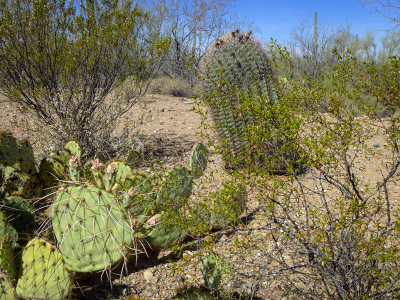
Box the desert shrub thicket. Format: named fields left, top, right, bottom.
left=184, top=41, right=400, bottom=299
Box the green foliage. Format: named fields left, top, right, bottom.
left=193, top=41, right=400, bottom=298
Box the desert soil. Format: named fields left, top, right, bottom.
left=0, top=94, right=398, bottom=300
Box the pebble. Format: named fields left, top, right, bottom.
left=143, top=270, right=153, bottom=282
left=373, top=143, right=381, bottom=148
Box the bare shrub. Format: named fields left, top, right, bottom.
left=0, top=0, right=170, bottom=157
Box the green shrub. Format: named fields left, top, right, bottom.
left=192, top=44, right=400, bottom=299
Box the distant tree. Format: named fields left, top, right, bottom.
left=379, top=29, right=400, bottom=62
left=356, top=0, right=400, bottom=29
left=0, top=0, right=170, bottom=155
left=359, top=30, right=378, bottom=63
left=136, top=0, right=259, bottom=81
left=286, top=12, right=351, bottom=79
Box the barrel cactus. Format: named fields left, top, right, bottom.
left=201, top=30, right=298, bottom=173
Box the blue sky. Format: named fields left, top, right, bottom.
left=233, top=0, right=397, bottom=45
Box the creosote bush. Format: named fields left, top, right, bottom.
left=189, top=43, right=400, bottom=299
left=0, top=0, right=170, bottom=157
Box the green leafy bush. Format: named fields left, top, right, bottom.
left=192, top=42, right=400, bottom=299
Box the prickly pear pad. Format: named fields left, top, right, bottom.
left=64, top=141, right=81, bottom=159
left=0, top=235, right=17, bottom=279
left=145, top=211, right=187, bottom=250
left=16, top=238, right=73, bottom=300
left=17, top=140, right=36, bottom=175
left=0, top=132, right=19, bottom=167
left=125, top=147, right=141, bottom=168
left=156, top=166, right=193, bottom=208
left=2, top=196, right=35, bottom=233
left=190, top=143, right=208, bottom=179
left=39, top=158, right=65, bottom=189
left=51, top=185, right=133, bottom=272
left=0, top=270, right=17, bottom=300
left=113, top=175, right=154, bottom=222
left=200, top=252, right=230, bottom=291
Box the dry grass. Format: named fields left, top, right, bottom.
left=146, top=76, right=195, bottom=97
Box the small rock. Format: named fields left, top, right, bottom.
left=160, top=121, right=164, bottom=125
left=216, top=232, right=228, bottom=241
left=160, top=108, right=165, bottom=112
left=143, top=270, right=153, bottom=282
left=373, top=143, right=381, bottom=148
left=149, top=276, right=159, bottom=285
left=145, top=290, right=153, bottom=298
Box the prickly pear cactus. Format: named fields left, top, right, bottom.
left=17, top=140, right=36, bottom=175
left=0, top=270, right=17, bottom=300
left=200, top=252, right=230, bottom=291
left=113, top=175, right=155, bottom=222
left=38, top=158, right=65, bottom=188
left=3, top=164, right=32, bottom=196
left=190, top=143, right=208, bottom=179
left=156, top=166, right=193, bottom=209
left=51, top=184, right=133, bottom=272
left=0, top=235, right=17, bottom=279
left=0, top=132, right=20, bottom=167
left=64, top=141, right=81, bottom=159
left=49, top=150, right=72, bottom=166
left=0, top=209, right=18, bottom=247
left=1, top=196, right=35, bottom=233
left=145, top=211, right=187, bottom=250
left=125, top=147, right=141, bottom=168
left=15, top=238, right=73, bottom=300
